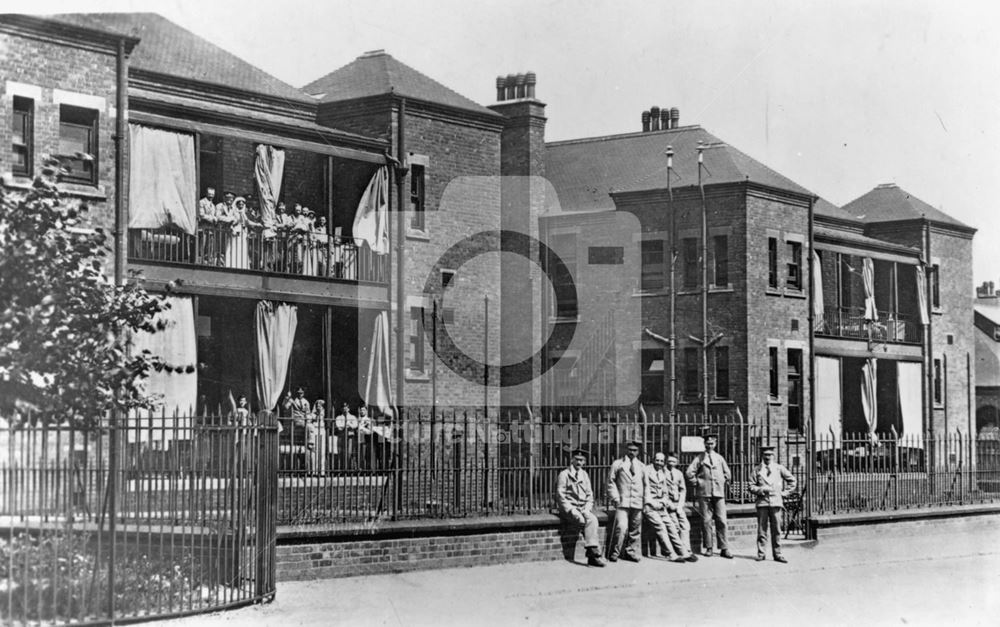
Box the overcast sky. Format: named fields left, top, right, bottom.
left=27, top=0, right=1000, bottom=285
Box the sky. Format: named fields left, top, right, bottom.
left=24, top=0, right=1000, bottom=285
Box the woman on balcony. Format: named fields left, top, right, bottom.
left=224, top=196, right=253, bottom=270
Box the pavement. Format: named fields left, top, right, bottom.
left=162, top=516, right=1000, bottom=627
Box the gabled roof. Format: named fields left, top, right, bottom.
left=50, top=13, right=313, bottom=105
left=544, top=126, right=813, bottom=213
left=302, top=50, right=501, bottom=118
left=814, top=197, right=862, bottom=223
left=841, top=183, right=973, bottom=231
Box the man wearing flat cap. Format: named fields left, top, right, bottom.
left=685, top=431, right=732, bottom=558
left=556, top=448, right=606, bottom=567
left=748, top=445, right=797, bottom=563
left=607, top=438, right=646, bottom=562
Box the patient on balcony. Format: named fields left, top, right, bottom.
left=198, top=187, right=218, bottom=264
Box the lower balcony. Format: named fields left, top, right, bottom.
left=817, top=306, right=921, bottom=345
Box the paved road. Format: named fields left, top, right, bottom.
left=163, top=517, right=1000, bottom=626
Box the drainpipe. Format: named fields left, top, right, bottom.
left=396, top=99, right=407, bottom=411
left=666, top=147, right=676, bottom=418
left=698, top=145, right=709, bottom=420
left=806, top=194, right=816, bottom=531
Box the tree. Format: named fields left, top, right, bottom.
left=0, top=156, right=182, bottom=425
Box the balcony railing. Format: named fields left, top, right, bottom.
left=128, top=225, right=389, bottom=284
left=817, top=306, right=921, bottom=344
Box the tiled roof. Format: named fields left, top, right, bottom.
left=975, top=307, right=1000, bottom=386
left=841, top=183, right=972, bottom=231
left=814, top=197, right=861, bottom=222
left=49, top=13, right=313, bottom=105
left=302, top=50, right=501, bottom=118
left=544, top=127, right=813, bottom=213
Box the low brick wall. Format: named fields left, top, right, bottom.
left=276, top=507, right=760, bottom=581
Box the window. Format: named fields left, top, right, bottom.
left=769, top=346, right=779, bottom=399
left=641, top=239, right=665, bottom=291
left=409, top=306, right=425, bottom=373
left=714, top=346, right=729, bottom=399
left=933, top=357, right=942, bottom=405
left=12, top=96, right=33, bottom=177
left=58, top=105, right=99, bottom=185
left=641, top=348, right=665, bottom=404
left=930, top=264, right=941, bottom=309
left=683, top=347, right=699, bottom=399
left=713, top=235, right=729, bottom=287
left=786, top=241, right=802, bottom=289
left=550, top=233, right=577, bottom=318
left=441, top=269, right=456, bottom=289
left=198, top=134, right=223, bottom=193
left=768, top=237, right=778, bottom=288
left=787, top=349, right=803, bottom=430
left=682, top=238, right=698, bottom=288
left=410, top=164, right=426, bottom=230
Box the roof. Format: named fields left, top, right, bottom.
left=814, top=225, right=920, bottom=256
left=814, top=197, right=861, bottom=223
left=544, top=126, right=814, bottom=213
left=302, top=50, right=501, bottom=118
left=975, top=307, right=1000, bottom=387
left=841, top=183, right=973, bottom=231
left=49, top=13, right=313, bottom=105
left=977, top=304, right=1000, bottom=327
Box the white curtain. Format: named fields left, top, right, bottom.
left=353, top=166, right=390, bottom=254
left=129, top=296, right=197, bottom=443
left=862, top=257, right=877, bottom=322
left=255, top=301, right=298, bottom=412
left=254, top=144, right=285, bottom=225
left=812, top=250, right=824, bottom=331
left=365, top=311, right=395, bottom=418
left=897, top=361, right=924, bottom=449
left=916, top=265, right=930, bottom=325
left=128, top=125, right=197, bottom=234
left=815, top=356, right=842, bottom=451
left=861, top=357, right=878, bottom=443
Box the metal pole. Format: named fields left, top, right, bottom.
left=698, top=144, right=709, bottom=420
left=666, top=147, right=676, bottom=418
left=483, top=294, right=490, bottom=509
left=395, top=98, right=407, bottom=411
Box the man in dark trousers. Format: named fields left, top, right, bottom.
left=555, top=448, right=606, bottom=567
left=607, top=438, right=646, bottom=562
left=748, top=445, right=797, bottom=563
left=685, top=431, right=732, bottom=558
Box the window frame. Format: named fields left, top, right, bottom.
left=409, top=163, right=426, bottom=231
left=787, top=348, right=803, bottom=431
left=712, top=234, right=729, bottom=287
left=57, top=104, right=99, bottom=186
left=11, top=96, right=34, bottom=178
left=683, top=346, right=699, bottom=399
left=682, top=237, right=698, bottom=289
left=930, top=264, right=941, bottom=310
left=714, top=345, right=730, bottom=399
left=933, top=357, right=943, bottom=406
left=408, top=306, right=426, bottom=374
left=640, top=347, right=665, bottom=404
left=549, top=231, right=578, bottom=320
left=768, top=237, right=778, bottom=289
left=786, top=240, right=802, bottom=290
left=640, top=239, right=666, bottom=292
left=768, top=346, right=779, bottom=400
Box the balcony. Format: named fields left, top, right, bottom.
left=128, top=224, right=389, bottom=284
left=817, top=306, right=921, bottom=345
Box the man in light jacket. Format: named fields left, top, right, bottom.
left=664, top=451, right=698, bottom=562
left=685, top=432, right=732, bottom=558
left=607, top=438, right=646, bottom=562
left=555, top=448, right=606, bottom=567
left=748, top=445, right=797, bottom=563
left=644, top=452, right=696, bottom=562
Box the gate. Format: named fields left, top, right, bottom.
left=0, top=410, right=278, bottom=625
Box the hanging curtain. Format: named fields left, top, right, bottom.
left=254, top=144, right=286, bottom=225
left=916, top=265, right=930, bottom=325
left=861, top=357, right=878, bottom=443
left=862, top=257, right=877, bottom=322
left=896, top=361, right=924, bottom=449
left=815, top=356, right=842, bottom=451
left=352, top=166, right=390, bottom=254
left=129, top=296, right=197, bottom=443
left=365, top=310, right=395, bottom=418
left=812, top=249, right=824, bottom=331
left=128, top=125, right=197, bottom=234
left=254, top=301, right=298, bottom=412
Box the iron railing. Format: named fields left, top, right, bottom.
left=0, top=411, right=277, bottom=625
left=809, top=430, right=1000, bottom=515
left=127, top=225, right=389, bottom=284
left=816, top=306, right=921, bottom=344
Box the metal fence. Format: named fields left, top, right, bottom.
left=274, top=409, right=765, bottom=527
left=809, top=430, right=1000, bottom=515
left=0, top=411, right=278, bottom=625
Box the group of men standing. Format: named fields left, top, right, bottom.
left=555, top=432, right=797, bottom=567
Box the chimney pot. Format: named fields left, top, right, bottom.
left=496, top=76, right=507, bottom=101
left=660, top=107, right=670, bottom=131
left=505, top=73, right=517, bottom=100
left=670, top=107, right=680, bottom=129
left=649, top=106, right=661, bottom=131
left=525, top=71, right=536, bottom=98
left=641, top=111, right=651, bottom=133
left=515, top=73, right=527, bottom=99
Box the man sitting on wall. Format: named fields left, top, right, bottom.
left=556, top=447, right=606, bottom=567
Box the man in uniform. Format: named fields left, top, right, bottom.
left=685, top=431, right=732, bottom=558
left=664, top=451, right=698, bottom=562
left=748, top=445, right=797, bottom=563
left=607, top=438, right=646, bottom=562
left=555, top=448, right=606, bottom=567
left=643, top=452, right=695, bottom=562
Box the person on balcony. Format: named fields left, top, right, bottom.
left=607, top=438, right=646, bottom=562
left=311, top=399, right=328, bottom=474
left=290, top=205, right=313, bottom=274
left=748, top=445, right=797, bottom=563
left=283, top=387, right=316, bottom=474
left=685, top=431, right=732, bottom=558
left=556, top=447, right=606, bottom=567
left=334, top=401, right=360, bottom=469
left=311, top=216, right=329, bottom=277
left=213, top=191, right=237, bottom=266
left=198, top=187, right=218, bottom=264
left=225, top=196, right=253, bottom=270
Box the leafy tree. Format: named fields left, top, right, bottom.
left=0, top=156, right=183, bottom=425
